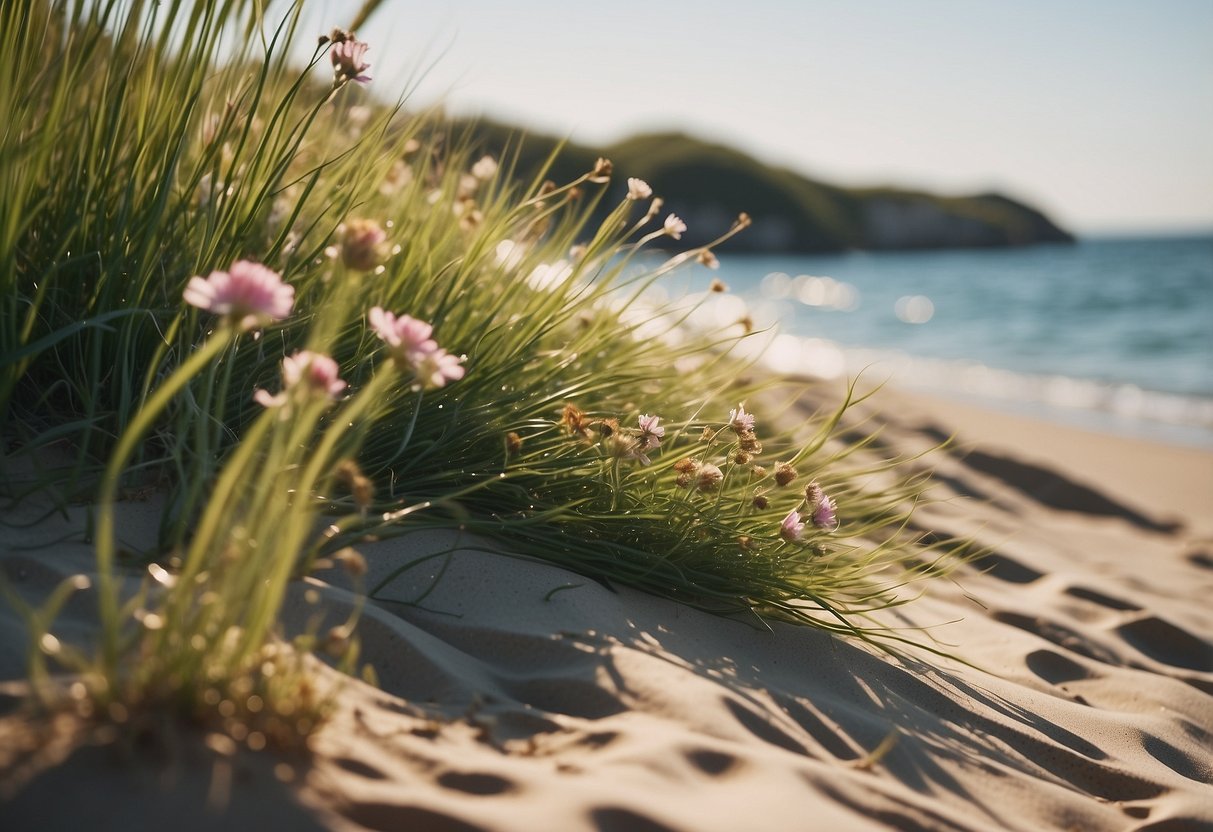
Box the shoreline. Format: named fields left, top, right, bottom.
left=876, top=386, right=1213, bottom=531
left=883, top=373, right=1213, bottom=451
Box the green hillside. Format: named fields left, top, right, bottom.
left=452, top=121, right=1074, bottom=252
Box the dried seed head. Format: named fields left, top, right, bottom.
left=506, top=432, right=523, bottom=456
left=752, top=465, right=767, bottom=479
left=733, top=450, right=752, bottom=465
left=560, top=403, right=590, bottom=436
left=335, top=459, right=374, bottom=509
left=336, top=218, right=389, bottom=271
left=325, top=626, right=352, bottom=657
left=673, top=458, right=699, bottom=474
left=774, top=462, right=798, bottom=487
left=709, top=277, right=728, bottom=292
left=604, top=433, right=645, bottom=462
left=675, top=472, right=692, bottom=488
left=696, top=463, right=724, bottom=492
left=699, top=426, right=716, bottom=442
left=595, top=417, right=620, bottom=438
left=333, top=548, right=367, bottom=577
left=804, top=481, right=824, bottom=508
left=739, top=433, right=763, bottom=454
left=752, top=494, right=769, bottom=510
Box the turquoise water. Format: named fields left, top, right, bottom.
left=662, top=235, right=1213, bottom=446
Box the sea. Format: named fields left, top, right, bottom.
left=650, top=234, right=1213, bottom=448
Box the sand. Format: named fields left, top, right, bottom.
left=2, top=388, right=1211, bottom=831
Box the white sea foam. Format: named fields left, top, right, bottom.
left=799, top=341, right=1213, bottom=446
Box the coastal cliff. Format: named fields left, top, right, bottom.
left=457, top=122, right=1074, bottom=252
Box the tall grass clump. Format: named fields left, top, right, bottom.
left=1, top=0, right=961, bottom=751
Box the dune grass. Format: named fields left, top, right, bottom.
left=0, top=0, right=961, bottom=747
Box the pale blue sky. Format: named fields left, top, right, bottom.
left=325, top=0, right=1213, bottom=233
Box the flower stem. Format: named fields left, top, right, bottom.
left=94, top=326, right=237, bottom=678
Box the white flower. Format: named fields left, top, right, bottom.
left=471, top=155, right=498, bottom=181
left=663, top=214, right=687, bottom=240
left=626, top=178, right=652, bottom=200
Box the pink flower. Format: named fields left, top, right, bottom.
left=284, top=351, right=346, bottom=398
left=368, top=307, right=464, bottom=389
left=728, top=404, right=755, bottom=434
left=637, top=413, right=664, bottom=451
left=812, top=492, right=838, bottom=531
left=663, top=214, right=687, bottom=240
left=413, top=347, right=465, bottom=389
left=331, top=39, right=371, bottom=84
left=255, top=350, right=346, bottom=408
left=368, top=307, right=436, bottom=356
left=780, top=509, right=806, bottom=543
left=184, top=260, right=294, bottom=330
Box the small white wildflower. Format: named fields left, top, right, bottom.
left=626, top=178, right=652, bottom=200
left=663, top=213, right=687, bottom=240
left=471, top=155, right=498, bottom=181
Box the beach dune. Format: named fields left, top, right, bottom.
left=2, top=390, right=1211, bottom=831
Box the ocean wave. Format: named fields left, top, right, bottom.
left=785, top=339, right=1213, bottom=442
left=623, top=285, right=1213, bottom=446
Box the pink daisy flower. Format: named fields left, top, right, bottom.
left=183, top=260, right=294, bottom=330
left=780, top=509, right=806, bottom=543
left=812, top=493, right=838, bottom=531
left=413, top=347, right=465, bottom=390
left=368, top=307, right=437, bottom=356
left=728, top=404, right=755, bottom=434
left=331, top=39, right=371, bottom=84
left=637, top=413, right=665, bottom=451
left=368, top=307, right=464, bottom=389
left=255, top=350, right=347, bottom=409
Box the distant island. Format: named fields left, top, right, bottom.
left=456, top=121, right=1075, bottom=252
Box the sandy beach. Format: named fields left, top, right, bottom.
left=2, top=386, right=1211, bottom=831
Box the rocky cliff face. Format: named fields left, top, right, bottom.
left=858, top=194, right=1073, bottom=249
left=863, top=198, right=1001, bottom=248
left=455, top=122, right=1075, bottom=252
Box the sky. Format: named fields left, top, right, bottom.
left=326, top=0, right=1213, bottom=234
